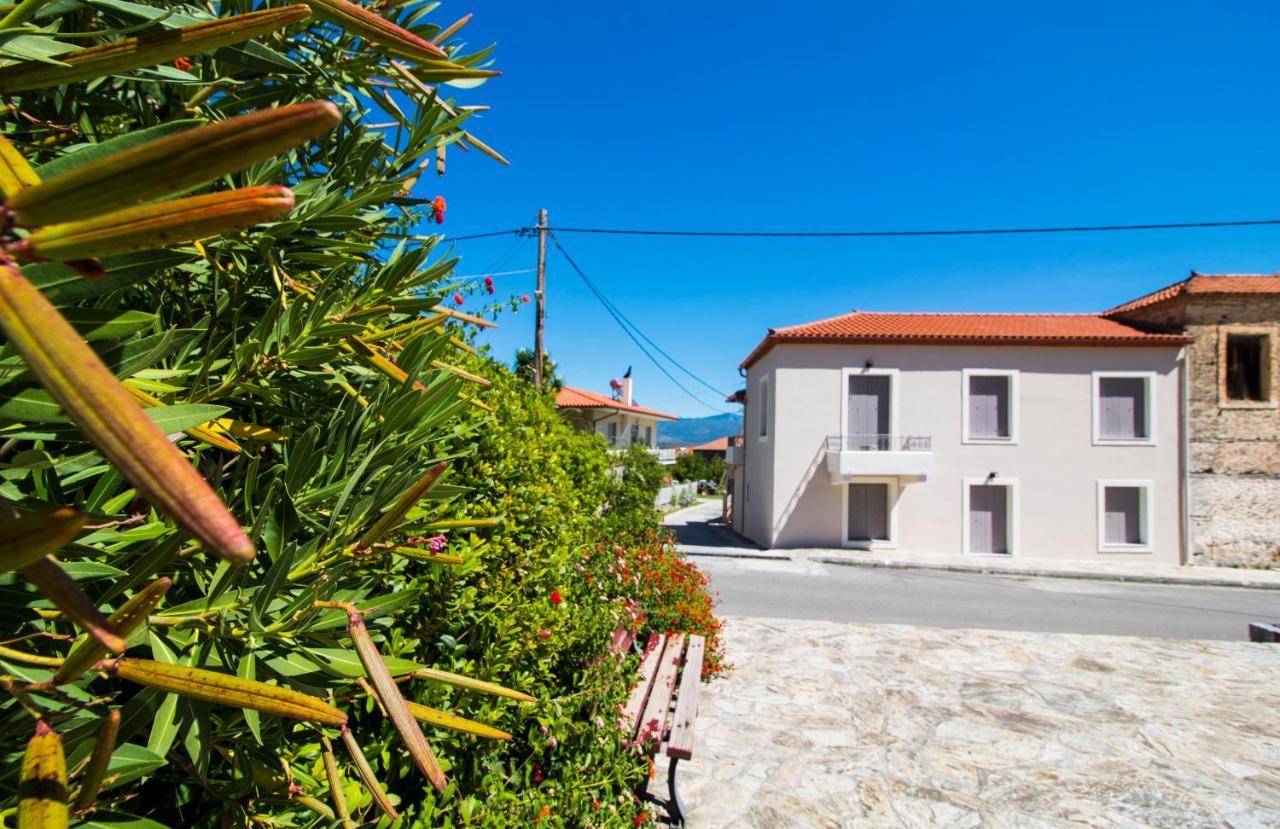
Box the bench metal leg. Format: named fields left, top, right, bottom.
left=666, top=757, right=686, bottom=828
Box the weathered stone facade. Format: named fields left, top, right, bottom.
left=1108, top=278, right=1280, bottom=568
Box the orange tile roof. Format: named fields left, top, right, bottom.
left=741, top=312, right=1187, bottom=369
left=555, top=386, right=677, bottom=421
left=1103, top=272, right=1280, bottom=316
left=690, top=437, right=729, bottom=452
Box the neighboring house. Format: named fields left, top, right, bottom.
left=1103, top=273, right=1280, bottom=568
left=688, top=437, right=729, bottom=458
left=556, top=375, right=678, bottom=462
left=728, top=310, right=1189, bottom=563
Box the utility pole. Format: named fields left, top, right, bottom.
left=533, top=208, right=548, bottom=388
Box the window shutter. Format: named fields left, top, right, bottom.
left=1099, top=377, right=1145, bottom=439
left=1104, top=487, right=1142, bottom=544
left=968, top=376, right=1009, bottom=439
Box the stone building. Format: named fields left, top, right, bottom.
left=1104, top=273, right=1280, bottom=568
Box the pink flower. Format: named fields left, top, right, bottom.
left=538, top=628, right=551, bottom=639
left=428, top=535, right=447, bottom=553
left=549, top=737, right=557, bottom=747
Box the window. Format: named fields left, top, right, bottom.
left=963, top=370, right=1017, bottom=442
left=842, top=477, right=898, bottom=549
left=1093, top=372, right=1155, bottom=444
left=1097, top=481, right=1153, bottom=552
left=644, top=425, right=653, bottom=447
left=758, top=377, right=769, bottom=440
left=606, top=421, right=618, bottom=446
left=962, top=477, right=1018, bottom=556
left=629, top=423, right=639, bottom=446
left=1224, top=333, right=1270, bottom=402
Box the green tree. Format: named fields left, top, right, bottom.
left=513, top=346, right=563, bottom=390
left=673, top=451, right=726, bottom=485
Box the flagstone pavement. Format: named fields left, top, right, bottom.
left=658, top=616, right=1280, bottom=828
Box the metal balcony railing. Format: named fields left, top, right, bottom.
left=827, top=434, right=932, bottom=452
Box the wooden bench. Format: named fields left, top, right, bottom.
left=618, top=631, right=706, bottom=827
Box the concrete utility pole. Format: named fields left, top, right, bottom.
left=533, top=208, right=548, bottom=387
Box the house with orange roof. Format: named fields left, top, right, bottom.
left=556, top=373, right=679, bottom=462
left=1104, top=272, right=1280, bottom=567
left=727, top=271, right=1279, bottom=567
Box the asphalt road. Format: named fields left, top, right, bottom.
left=670, top=503, right=1279, bottom=641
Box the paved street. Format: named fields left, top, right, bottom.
left=672, top=617, right=1280, bottom=829
left=668, top=502, right=1279, bottom=641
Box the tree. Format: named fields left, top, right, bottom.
left=513, top=346, right=563, bottom=390
left=673, top=451, right=726, bottom=485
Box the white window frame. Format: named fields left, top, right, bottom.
left=1092, top=371, right=1157, bottom=446
left=961, top=369, right=1019, bottom=444
left=961, top=476, right=1019, bottom=557
left=838, top=367, right=900, bottom=447
left=758, top=375, right=770, bottom=442
left=1096, top=479, right=1154, bottom=553
left=840, top=476, right=899, bottom=550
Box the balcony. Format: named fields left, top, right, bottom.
left=825, top=434, right=933, bottom=480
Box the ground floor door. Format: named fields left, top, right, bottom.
left=969, top=485, right=1009, bottom=554
left=847, top=483, right=889, bottom=542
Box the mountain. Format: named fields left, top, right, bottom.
left=657, top=412, right=743, bottom=448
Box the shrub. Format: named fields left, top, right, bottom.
left=585, top=526, right=726, bottom=679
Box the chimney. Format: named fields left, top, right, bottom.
left=622, top=374, right=633, bottom=405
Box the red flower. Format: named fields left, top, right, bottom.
left=521, top=294, right=530, bottom=303
left=634, top=814, right=648, bottom=826
left=453, top=293, right=464, bottom=305
left=429, top=195, right=447, bottom=224
left=538, top=628, right=551, bottom=639
left=174, top=57, right=193, bottom=71
left=550, top=588, right=562, bottom=605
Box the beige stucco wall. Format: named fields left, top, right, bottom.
left=560, top=408, right=662, bottom=449
left=741, top=343, right=1185, bottom=563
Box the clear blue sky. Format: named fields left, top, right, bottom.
left=432, top=1, right=1280, bottom=418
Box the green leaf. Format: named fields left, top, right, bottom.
left=97, top=744, right=168, bottom=791
left=145, top=632, right=180, bottom=760
left=238, top=651, right=261, bottom=744
left=143, top=404, right=228, bottom=434
left=34, top=120, right=199, bottom=180
left=75, top=811, right=172, bottom=829
left=84, top=0, right=304, bottom=73
left=24, top=250, right=192, bottom=303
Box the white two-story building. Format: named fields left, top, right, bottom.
left=729, top=311, right=1189, bottom=563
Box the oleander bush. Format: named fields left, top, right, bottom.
left=0, top=0, right=722, bottom=825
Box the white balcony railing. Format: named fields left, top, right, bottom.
left=825, top=433, right=933, bottom=479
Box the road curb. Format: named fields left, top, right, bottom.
left=808, top=555, right=1280, bottom=591
left=681, top=548, right=792, bottom=562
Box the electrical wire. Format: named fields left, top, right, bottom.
left=440, top=216, right=1280, bottom=244
left=549, top=218, right=1280, bottom=238
left=550, top=233, right=730, bottom=414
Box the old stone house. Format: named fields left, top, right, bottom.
left=1103, top=273, right=1279, bottom=568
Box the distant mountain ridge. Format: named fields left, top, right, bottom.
left=657, top=412, right=743, bottom=448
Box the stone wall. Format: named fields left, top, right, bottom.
left=1117, top=294, right=1280, bottom=568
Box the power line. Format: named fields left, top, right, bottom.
left=439, top=228, right=528, bottom=242
left=549, top=218, right=1280, bottom=238
left=549, top=233, right=730, bottom=414
left=439, top=217, right=1280, bottom=243
left=549, top=232, right=729, bottom=400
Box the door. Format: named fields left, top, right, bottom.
left=969, top=485, right=1009, bottom=554
left=847, top=483, right=889, bottom=542
left=848, top=375, right=890, bottom=450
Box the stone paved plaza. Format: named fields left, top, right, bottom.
left=663, top=616, right=1280, bottom=828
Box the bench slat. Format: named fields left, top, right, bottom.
left=635, top=633, right=685, bottom=750
left=666, top=634, right=704, bottom=760
left=620, top=633, right=665, bottom=738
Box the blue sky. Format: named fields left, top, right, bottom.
left=431, top=1, right=1280, bottom=418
